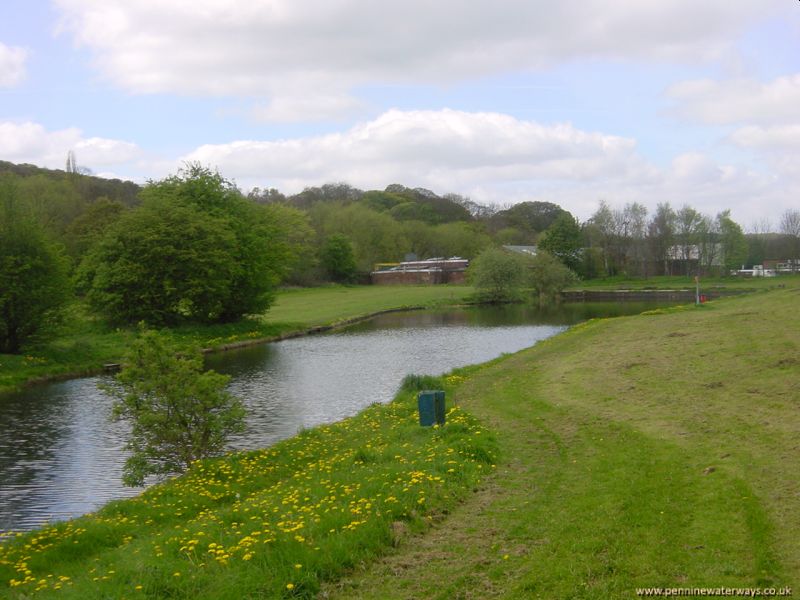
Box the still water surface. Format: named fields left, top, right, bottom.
left=0, top=302, right=675, bottom=533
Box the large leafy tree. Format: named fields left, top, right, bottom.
left=79, top=165, right=309, bottom=324
left=717, top=210, right=747, bottom=273
left=78, top=199, right=239, bottom=324
left=0, top=181, right=70, bottom=353
left=104, top=329, right=245, bottom=486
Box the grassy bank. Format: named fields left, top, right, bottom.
left=567, top=273, right=798, bottom=292
left=0, top=285, right=473, bottom=395
left=0, top=376, right=496, bottom=598
left=326, top=280, right=800, bottom=598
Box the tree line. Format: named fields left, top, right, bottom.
left=2, top=160, right=799, bottom=354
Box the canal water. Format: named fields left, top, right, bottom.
left=0, top=301, right=678, bottom=533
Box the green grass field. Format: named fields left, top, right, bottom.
left=261, top=284, right=472, bottom=327
left=325, top=280, right=800, bottom=598
left=0, top=285, right=474, bottom=395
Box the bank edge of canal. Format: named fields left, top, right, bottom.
left=0, top=285, right=476, bottom=396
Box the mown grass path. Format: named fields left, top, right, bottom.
left=324, top=283, right=800, bottom=599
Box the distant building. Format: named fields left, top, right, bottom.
left=763, top=258, right=800, bottom=273
left=371, top=257, right=469, bottom=285
left=502, top=245, right=537, bottom=256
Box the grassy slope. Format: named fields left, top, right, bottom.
left=326, top=282, right=800, bottom=598
left=0, top=285, right=473, bottom=394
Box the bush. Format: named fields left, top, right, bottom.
left=527, top=250, right=577, bottom=306
left=103, top=328, right=245, bottom=486
left=468, top=247, right=527, bottom=303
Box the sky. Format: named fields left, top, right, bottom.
left=1, top=0, right=799, bottom=227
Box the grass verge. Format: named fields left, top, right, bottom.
left=324, top=280, right=800, bottom=598
left=566, top=274, right=797, bottom=292
left=0, top=285, right=473, bottom=395
left=0, top=375, right=496, bottom=599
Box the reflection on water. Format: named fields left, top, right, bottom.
left=0, top=301, right=680, bottom=532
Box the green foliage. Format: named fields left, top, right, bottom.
left=78, top=197, right=240, bottom=324
left=400, top=373, right=444, bottom=392
left=63, top=197, right=127, bottom=260
left=319, top=234, right=358, bottom=283
left=468, top=247, right=527, bottom=303
left=0, top=181, right=71, bottom=353
left=311, top=203, right=409, bottom=271
left=358, top=186, right=471, bottom=225
left=0, top=162, right=140, bottom=240
left=489, top=201, right=567, bottom=242
left=104, top=328, right=245, bottom=487
left=537, top=212, right=583, bottom=271
left=430, top=222, right=491, bottom=259
left=717, top=210, right=748, bottom=273
left=526, top=250, right=577, bottom=306
left=79, top=165, right=310, bottom=325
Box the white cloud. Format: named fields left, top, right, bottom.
left=181, top=108, right=792, bottom=224
left=54, top=0, right=781, bottom=119
left=0, top=121, right=142, bottom=170
left=729, top=125, right=800, bottom=153
left=250, top=91, right=366, bottom=123
left=0, top=42, right=27, bottom=88
left=2, top=111, right=793, bottom=226
left=668, top=74, right=800, bottom=126
left=183, top=108, right=651, bottom=192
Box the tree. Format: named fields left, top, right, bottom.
left=311, top=202, right=408, bottom=271
left=622, top=203, right=648, bottom=277
left=746, top=218, right=773, bottom=268
left=78, top=165, right=309, bottom=325
left=489, top=201, right=567, bottom=242
left=320, top=234, right=358, bottom=282
left=526, top=250, right=577, bottom=306
left=717, top=210, right=747, bottom=273
left=648, top=203, right=676, bottom=276
left=586, top=201, right=615, bottom=276
left=780, top=209, right=800, bottom=272
left=429, top=222, right=490, bottom=259
left=104, top=329, right=245, bottom=487
left=0, top=181, right=70, bottom=353
left=468, top=247, right=527, bottom=303
left=675, top=205, right=703, bottom=275
left=78, top=198, right=240, bottom=324
left=63, top=197, right=127, bottom=260
left=537, top=212, right=583, bottom=272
